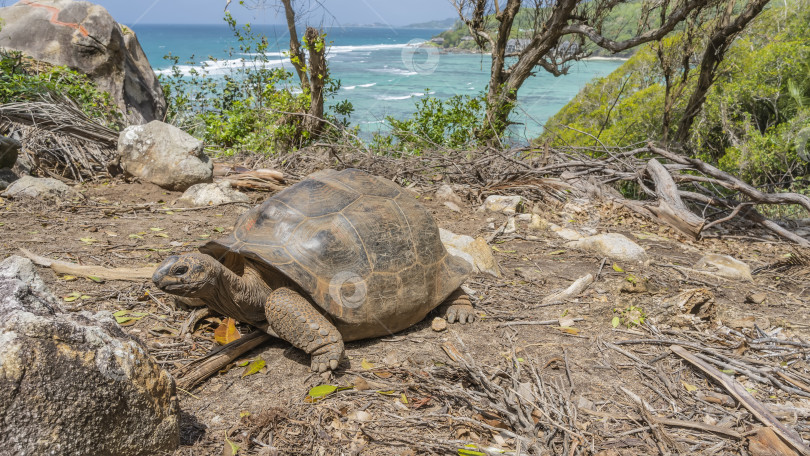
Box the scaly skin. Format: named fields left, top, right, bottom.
left=265, top=287, right=344, bottom=372
left=441, top=288, right=476, bottom=324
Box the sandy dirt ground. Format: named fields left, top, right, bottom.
left=2, top=174, right=809, bottom=455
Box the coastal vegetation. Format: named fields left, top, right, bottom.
left=541, top=0, right=810, bottom=189
left=0, top=50, right=122, bottom=129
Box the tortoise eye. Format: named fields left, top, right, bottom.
left=173, top=265, right=188, bottom=276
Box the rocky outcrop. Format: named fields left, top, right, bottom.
left=118, top=121, right=213, bottom=191
left=178, top=180, right=250, bottom=207
left=0, top=255, right=179, bottom=455
left=0, top=0, right=166, bottom=125
left=1, top=175, right=84, bottom=200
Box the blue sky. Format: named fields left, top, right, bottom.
left=92, top=0, right=458, bottom=26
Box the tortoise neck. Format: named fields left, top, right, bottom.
left=212, top=262, right=271, bottom=323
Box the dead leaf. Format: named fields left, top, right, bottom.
left=682, top=381, right=698, bottom=392
left=361, top=358, right=375, bottom=370
left=214, top=318, right=241, bottom=345
left=354, top=377, right=371, bottom=391
left=373, top=370, right=393, bottom=379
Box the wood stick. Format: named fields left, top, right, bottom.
left=20, top=248, right=154, bottom=281
left=671, top=344, right=810, bottom=456
left=174, top=331, right=274, bottom=390
left=655, top=417, right=742, bottom=439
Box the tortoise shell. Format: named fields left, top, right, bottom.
left=201, top=168, right=470, bottom=339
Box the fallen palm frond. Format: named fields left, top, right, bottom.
left=0, top=95, right=119, bottom=181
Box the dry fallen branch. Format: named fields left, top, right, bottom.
left=174, top=330, right=275, bottom=390
left=671, top=345, right=810, bottom=456
left=21, top=248, right=154, bottom=281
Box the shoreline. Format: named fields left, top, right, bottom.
left=434, top=46, right=630, bottom=61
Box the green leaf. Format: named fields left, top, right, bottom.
left=458, top=446, right=486, bottom=456
left=241, top=358, right=266, bottom=378
left=87, top=276, right=104, bottom=283
left=611, top=316, right=621, bottom=328
left=224, top=435, right=239, bottom=456
left=308, top=384, right=337, bottom=399
left=612, top=263, right=624, bottom=272
left=549, top=250, right=566, bottom=255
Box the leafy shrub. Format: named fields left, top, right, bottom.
left=541, top=0, right=810, bottom=189
left=374, top=91, right=505, bottom=153
left=159, top=13, right=353, bottom=156
left=0, top=50, right=123, bottom=129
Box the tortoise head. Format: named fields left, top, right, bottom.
left=152, top=253, right=223, bottom=298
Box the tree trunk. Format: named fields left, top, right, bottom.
left=303, top=27, right=327, bottom=136
left=280, top=0, right=308, bottom=91
left=675, top=0, right=770, bottom=143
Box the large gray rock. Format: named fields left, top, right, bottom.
left=119, top=121, right=213, bottom=191
left=0, top=0, right=166, bottom=125
left=0, top=135, right=20, bottom=169
left=0, top=256, right=179, bottom=455
left=1, top=175, right=83, bottom=200
left=178, top=180, right=249, bottom=207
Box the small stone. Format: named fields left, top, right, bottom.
left=694, top=254, right=752, bottom=281
left=529, top=214, right=548, bottom=230
left=435, top=184, right=462, bottom=205
left=480, top=195, right=523, bottom=215
left=565, top=233, right=647, bottom=263
left=515, top=267, right=544, bottom=283
left=503, top=217, right=517, bottom=234
left=549, top=223, right=583, bottom=241
left=516, top=214, right=532, bottom=222
left=1, top=175, right=84, bottom=201
left=444, top=201, right=461, bottom=212
left=178, top=181, right=249, bottom=207
left=620, top=279, right=648, bottom=294
left=348, top=410, right=373, bottom=422
left=746, top=292, right=767, bottom=304
left=440, top=228, right=502, bottom=277
left=431, top=317, right=448, bottom=332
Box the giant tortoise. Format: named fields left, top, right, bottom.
left=153, top=168, right=475, bottom=372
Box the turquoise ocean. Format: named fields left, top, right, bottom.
left=134, top=24, right=624, bottom=142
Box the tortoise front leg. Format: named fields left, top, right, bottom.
left=440, top=288, right=476, bottom=324
left=265, top=287, right=344, bottom=372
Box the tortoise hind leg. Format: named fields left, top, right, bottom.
left=265, top=287, right=344, bottom=372
left=440, top=288, right=476, bottom=324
